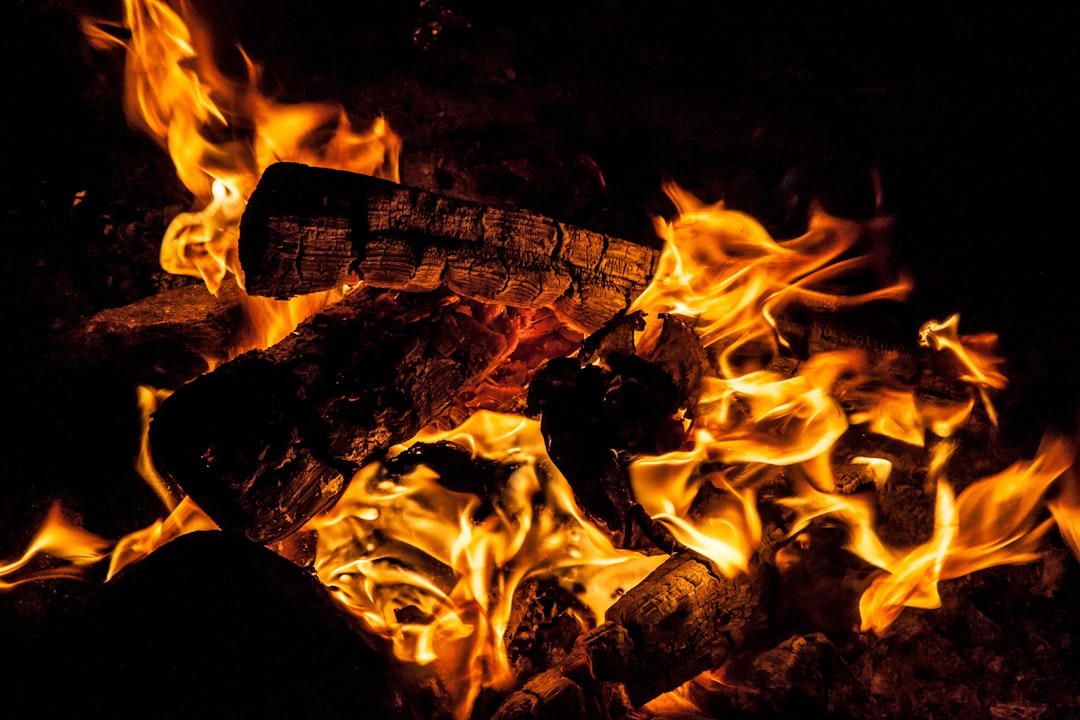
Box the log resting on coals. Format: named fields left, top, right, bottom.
left=493, top=552, right=771, bottom=718
left=238, top=162, right=660, bottom=332
left=149, top=287, right=518, bottom=543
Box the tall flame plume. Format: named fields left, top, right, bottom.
left=84, top=0, right=400, bottom=348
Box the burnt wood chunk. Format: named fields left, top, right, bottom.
left=149, top=287, right=517, bottom=543
left=603, top=552, right=770, bottom=706
left=493, top=553, right=770, bottom=717
left=238, top=162, right=660, bottom=331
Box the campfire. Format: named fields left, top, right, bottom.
left=4, top=2, right=1079, bottom=719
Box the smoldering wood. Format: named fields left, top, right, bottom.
left=148, top=287, right=517, bottom=543
left=48, top=282, right=249, bottom=389
left=493, top=552, right=771, bottom=717
left=603, top=552, right=771, bottom=706
left=239, top=162, right=660, bottom=331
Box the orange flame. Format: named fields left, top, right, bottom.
left=0, top=504, right=112, bottom=590
left=1, top=386, right=216, bottom=589
left=85, top=0, right=400, bottom=349
left=920, top=313, right=1007, bottom=425
left=625, top=190, right=915, bottom=569
left=307, top=411, right=664, bottom=718
left=631, top=186, right=911, bottom=375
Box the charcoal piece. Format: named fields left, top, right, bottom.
left=386, top=439, right=515, bottom=500
left=642, top=314, right=712, bottom=407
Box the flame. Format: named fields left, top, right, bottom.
left=1, top=386, right=217, bottom=589
left=857, top=437, right=1072, bottom=631
left=85, top=0, right=400, bottom=349
left=0, top=504, right=112, bottom=590
left=308, top=411, right=664, bottom=718
left=624, top=190, right=915, bottom=571
left=9, top=5, right=1073, bottom=716
left=631, top=186, right=911, bottom=375
left=920, top=313, right=1007, bottom=425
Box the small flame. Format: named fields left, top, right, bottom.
left=0, top=504, right=112, bottom=590
left=780, top=436, right=1074, bottom=634
left=85, top=0, right=400, bottom=349
left=920, top=313, right=1007, bottom=425
left=2, top=388, right=217, bottom=590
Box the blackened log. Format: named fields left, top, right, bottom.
left=49, top=282, right=249, bottom=389
left=149, top=287, right=517, bottom=543
left=238, top=162, right=659, bottom=331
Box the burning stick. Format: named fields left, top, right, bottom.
left=239, top=162, right=659, bottom=331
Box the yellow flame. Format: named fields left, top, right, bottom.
left=778, top=436, right=1075, bottom=634
left=86, top=0, right=400, bottom=349
left=107, top=497, right=217, bottom=580
left=920, top=313, right=1007, bottom=425
left=136, top=385, right=179, bottom=510
left=0, top=504, right=112, bottom=590
left=308, top=411, right=664, bottom=719
left=631, top=186, right=910, bottom=375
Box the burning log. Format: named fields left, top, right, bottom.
left=149, top=287, right=518, bottom=543
left=238, top=162, right=660, bottom=331
left=494, top=552, right=771, bottom=717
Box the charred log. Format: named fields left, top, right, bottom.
left=49, top=282, right=249, bottom=389
left=238, top=162, right=660, bottom=331
left=149, top=287, right=517, bottom=543
left=494, top=552, right=771, bottom=717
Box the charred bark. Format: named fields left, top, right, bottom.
left=238, top=162, right=659, bottom=331
left=148, top=287, right=518, bottom=543
left=493, top=552, right=771, bottom=717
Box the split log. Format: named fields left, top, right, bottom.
left=48, top=282, right=249, bottom=389
left=149, top=287, right=518, bottom=543
left=238, top=162, right=660, bottom=332
left=493, top=551, right=771, bottom=717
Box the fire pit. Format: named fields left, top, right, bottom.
left=3, top=2, right=1079, bottom=719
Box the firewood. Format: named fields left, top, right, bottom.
left=493, top=552, right=771, bottom=717
left=148, top=287, right=518, bottom=543
left=603, top=552, right=771, bottom=706
left=49, top=282, right=249, bottom=389
left=238, top=162, right=660, bottom=331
